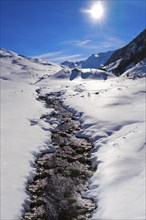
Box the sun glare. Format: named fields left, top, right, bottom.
left=82, top=1, right=105, bottom=22
left=89, top=2, right=104, bottom=20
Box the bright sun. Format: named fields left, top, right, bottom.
left=89, top=2, right=104, bottom=20
left=82, top=1, right=105, bottom=22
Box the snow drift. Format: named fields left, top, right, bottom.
left=70, top=68, right=115, bottom=80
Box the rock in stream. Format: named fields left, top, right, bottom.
left=22, top=91, right=97, bottom=220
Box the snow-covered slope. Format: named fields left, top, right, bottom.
left=61, top=60, right=77, bottom=68
left=0, top=48, right=62, bottom=83
left=37, top=76, right=146, bottom=220
left=122, top=58, right=146, bottom=78
left=105, top=29, right=146, bottom=75
left=41, top=79, right=146, bottom=220
left=50, top=68, right=71, bottom=79
left=1, top=80, right=53, bottom=219
left=69, top=68, right=115, bottom=80
left=50, top=67, right=116, bottom=80
left=0, top=48, right=61, bottom=219
left=1, top=47, right=146, bottom=220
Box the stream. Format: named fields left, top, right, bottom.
left=22, top=90, right=97, bottom=220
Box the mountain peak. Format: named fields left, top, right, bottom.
left=61, top=50, right=114, bottom=69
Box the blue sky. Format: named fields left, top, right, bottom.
left=1, top=0, right=146, bottom=63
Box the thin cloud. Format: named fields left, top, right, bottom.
left=63, top=39, right=93, bottom=48
left=33, top=51, right=64, bottom=59
left=63, top=34, right=125, bottom=52
left=33, top=36, right=125, bottom=63
left=73, top=40, right=91, bottom=47
left=97, top=37, right=125, bottom=51
left=49, top=54, right=85, bottom=62
left=33, top=51, right=86, bottom=63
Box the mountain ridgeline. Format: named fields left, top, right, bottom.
left=1, top=29, right=145, bottom=79
left=61, top=51, right=114, bottom=69
left=104, top=29, right=146, bottom=76
left=61, top=29, right=146, bottom=77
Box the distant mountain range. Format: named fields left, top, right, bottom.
left=61, top=29, right=146, bottom=77
left=1, top=29, right=145, bottom=80
left=0, top=48, right=115, bottom=82
left=61, top=51, right=114, bottom=69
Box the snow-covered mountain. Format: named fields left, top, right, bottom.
left=61, top=51, right=114, bottom=69
left=121, top=58, right=146, bottom=78
left=0, top=48, right=115, bottom=82
left=81, top=51, right=114, bottom=69
left=0, top=48, right=62, bottom=83
left=104, top=29, right=146, bottom=76
left=61, top=60, right=77, bottom=68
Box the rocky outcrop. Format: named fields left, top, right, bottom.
left=105, top=29, right=146, bottom=76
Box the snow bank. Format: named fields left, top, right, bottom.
left=49, top=78, right=145, bottom=220
left=0, top=49, right=62, bottom=219
left=0, top=80, right=55, bottom=219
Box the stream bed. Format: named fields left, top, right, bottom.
left=22, top=91, right=97, bottom=220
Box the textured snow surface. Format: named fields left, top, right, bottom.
left=1, top=80, right=54, bottom=219
left=39, top=78, right=146, bottom=220
left=70, top=68, right=115, bottom=80
left=1, top=48, right=146, bottom=220
left=49, top=68, right=115, bottom=81
left=0, top=49, right=61, bottom=219
left=63, top=79, right=145, bottom=220
left=0, top=48, right=61, bottom=83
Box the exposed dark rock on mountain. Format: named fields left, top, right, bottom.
left=105, top=29, right=146, bottom=76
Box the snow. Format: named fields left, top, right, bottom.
left=38, top=77, right=146, bottom=220
left=1, top=80, right=52, bottom=219
left=49, top=67, right=115, bottom=81
left=104, top=58, right=122, bottom=72
left=61, top=51, right=114, bottom=69
left=0, top=48, right=61, bottom=83
left=81, top=51, right=114, bottom=69
left=61, top=60, right=76, bottom=68
left=122, top=59, right=146, bottom=78
left=50, top=68, right=71, bottom=79
left=0, top=49, right=61, bottom=219
left=1, top=48, right=146, bottom=220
